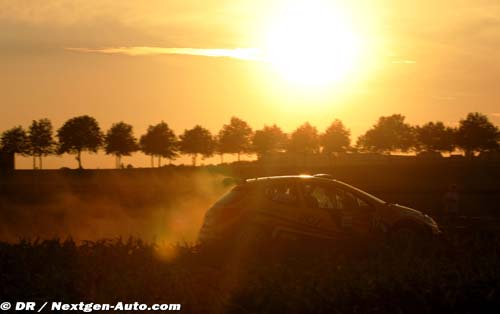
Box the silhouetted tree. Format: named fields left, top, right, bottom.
left=179, top=125, right=215, bottom=166
left=415, top=121, right=455, bottom=154
left=320, top=119, right=350, bottom=153
left=57, top=115, right=103, bottom=169
left=1, top=126, right=29, bottom=167
left=28, top=118, right=55, bottom=169
left=140, top=122, right=178, bottom=167
left=357, top=114, right=415, bottom=154
left=105, top=122, right=139, bottom=168
left=252, top=124, right=288, bottom=159
left=288, top=122, right=320, bottom=155
left=217, top=117, right=253, bottom=162
left=456, top=112, right=500, bottom=156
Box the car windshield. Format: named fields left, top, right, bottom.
left=335, top=181, right=386, bottom=204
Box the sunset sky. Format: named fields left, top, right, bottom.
left=1, top=0, right=500, bottom=168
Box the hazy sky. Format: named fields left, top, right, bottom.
left=1, top=0, right=499, bottom=168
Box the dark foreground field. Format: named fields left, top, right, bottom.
left=1, top=227, right=500, bottom=314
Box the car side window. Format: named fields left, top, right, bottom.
left=356, top=196, right=373, bottom=211
left=334, top=188, right=373, bottom=212
left=301, top=182, right=335, bottom=209
left=264, top=182, right=299, bottom=207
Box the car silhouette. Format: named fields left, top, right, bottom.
left=198, top=174, right=441, bottom=247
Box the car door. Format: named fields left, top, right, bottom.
left=297, top=180, right=344, bottom=240
left=331, top=186, right=375, bottom=236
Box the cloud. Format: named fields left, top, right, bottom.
left=491, top=113, right=500, bottom=117
left=66, top=46, right=264, bottom=61
left=67, top=46, right=421, bottom=68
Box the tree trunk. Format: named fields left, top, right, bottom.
left=158, top=155, right=161, bottom=168
left=151, top=155, right=154, bottom=168
left=220, top=153, right=224, bottom=164
left=77, top=150, right=82, bottom=169
left=39, top=155, right=43, bottom=170
left=33, top=155, right=36, bottom=170
left=192, top=154, right=197, bottom=166
left=115, top=155, right=121, bottom=169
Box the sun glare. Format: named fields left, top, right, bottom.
left=264, top=1, right=364, bottom=89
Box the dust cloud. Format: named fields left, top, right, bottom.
left=0, top=170, right=232, bottom=244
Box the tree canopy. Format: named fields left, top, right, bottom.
left=140, top=121, right=178, bottom=167
left=28, top=119, right=55, bottom=169
left=2, top=111, right=500, bottom=168
left=179, top=125, right=215, bottom=166
left=320, top=119, right=351, bottom=153
left=456, top=112, right=499, bottom=156
left=252, top=124, right=288, bottom=158
left=105, top=122, right=139, bottom=168
left=57, top=115, right=103, bottom=169
left=357, top=114, right=415, bottom=153
left=288, top=122, right=320, bottom=154
left=217, top=117, right=253, bottom=161
left=416, top=121, right=455, bottom=153
left=1, top=126, right=29, bottom=155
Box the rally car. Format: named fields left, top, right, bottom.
left=198, top=175, right=441, bottom=246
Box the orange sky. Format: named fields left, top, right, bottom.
left=1, top=0, right=499, bottom=168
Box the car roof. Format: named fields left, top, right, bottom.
left=245, top=175, right=333, bottom=184
left=243, top=175, right=386, bottom=204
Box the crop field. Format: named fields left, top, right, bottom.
left=1, top=163, right=500, bottom=313
left=1, top=228, right=499, bottom=313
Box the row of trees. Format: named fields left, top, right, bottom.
left=1, top=113, right=499, bottom=169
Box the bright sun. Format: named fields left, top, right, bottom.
left=264, top=1, right=364, bottom=88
